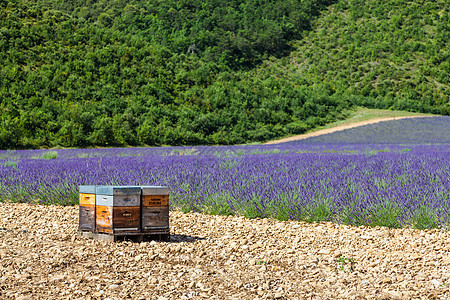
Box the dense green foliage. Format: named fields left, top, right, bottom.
left=0, top=0, right=343, bottom=149
left=281, top=0, right=450, bottom=113
left=0, top=0, right=448, bottom=149
left=38, top=0, right=330, bottom=67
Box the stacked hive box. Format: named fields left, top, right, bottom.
left=95, top=186, right=141, bottom=234
left=141, top=186, right=170, bottom=234
left=79, top=185, right=96, bottom=232
left=77, top=185, right=170, bottom=242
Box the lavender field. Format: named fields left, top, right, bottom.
left=1, top=117, right=449, bottom=229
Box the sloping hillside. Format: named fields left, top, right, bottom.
left=0, top=0, right=345, bottom=149
left=0, top=0, right=448, bottom=150
left=284, top=0, right=449, bottom=113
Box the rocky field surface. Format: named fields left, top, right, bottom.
left=1, top=203, right=450, bottom=300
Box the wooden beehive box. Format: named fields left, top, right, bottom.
left=95, top=186, right=141, bottom=234
left=141, top=186, right=170, bottom=233
left=79, top=185, right=97, bottom=232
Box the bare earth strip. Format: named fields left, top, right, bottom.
left=265, top=116, right=436, bottom=145
left=1, top=203, right=449, bottom=299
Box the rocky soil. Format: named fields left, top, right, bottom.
left=1, top=203, right=449, bottom=300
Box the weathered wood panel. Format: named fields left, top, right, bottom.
left=95, top=186, right=141, bottom=196
left=78, top=204, right=95, bottom=232
left=96, top=206, right=140, bottom=233
left=142, top=207, right=169, bottom=231
left=141, top=186, right=170, bottom=196
left=112, top=207, right=140, bottom=232
left=142, top=195, right=169, bottom=207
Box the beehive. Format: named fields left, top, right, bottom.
left=141, top=186, right=170, bottom=233
left=95, top=186, right=141, bottom=234
left=78, top=185, right=97, bottom=232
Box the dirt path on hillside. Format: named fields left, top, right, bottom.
left=265, top=115, right=435, bottom=145
left=1, top=203, right=449, bottom=299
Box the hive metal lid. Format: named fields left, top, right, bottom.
left=79, top=185, right=98, bottom=194
left=95, top=186, right=141, bottom=196
left=141, top=186, right=170, bottom=195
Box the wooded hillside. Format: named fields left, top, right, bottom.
left=0, top=0, right=448, bottom=149
left=284, top=0, right=449, bottom=113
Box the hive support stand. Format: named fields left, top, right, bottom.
left=77, top=230, right=170, bottom=242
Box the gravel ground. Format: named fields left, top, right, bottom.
left=1, top=203, right=449, bottom=300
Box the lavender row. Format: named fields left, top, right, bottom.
left=0, top=143, right=448, bottom=161
left=1, top=145, right=449, bottom=229
left=1, top=117, right=448, bottom=161
left=286, top=116, right=450, bottom=145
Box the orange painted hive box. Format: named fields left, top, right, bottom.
left=95, top=186, right=142, bottom=234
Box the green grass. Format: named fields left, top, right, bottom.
left=31, top=151, right=58, bottom=160
left=166, top=189, right=450, bottom=230
left=408, top=206, right=441, bottom=230
left=1, top=161, right=19, bottom=169
left=332, top=107, right=435, bottom=125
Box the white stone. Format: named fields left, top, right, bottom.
left=431, top=279, right=441, bottom=289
